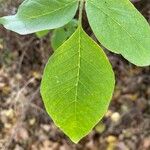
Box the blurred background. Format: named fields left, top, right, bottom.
left=0, top=0, right=150, bottom=149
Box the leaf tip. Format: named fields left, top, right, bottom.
left=70, top=138, right=81, bottom=144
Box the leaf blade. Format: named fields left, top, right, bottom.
left=40, top=26, right=115, bottom=143
left=0, top=0, right=78, bottom=34
left=86, top=0, right=150, bottom=66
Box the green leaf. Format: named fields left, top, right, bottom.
left=40, top=26, right=115, bottom=143
left=86, top=0, right=150, bottom=66
left=35, top=30, right=49, bottom=38
left=51, top=19, right=78, bottom=50
left=0, top=0, right=79, bottom=34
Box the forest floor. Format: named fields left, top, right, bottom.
left=0, top=0, right=150, bottom=150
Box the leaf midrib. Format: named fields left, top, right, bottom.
left=74, top=27, right=81, bottom=127
left=51, top=28, right=82, bottom=128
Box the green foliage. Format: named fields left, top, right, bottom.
left=51, top=19, right=78, bottom=50
left=36, top=30, right=49, bottom=38
left=86, top=0, right=150, bottom=66
left=41, top=26, right=115, bottom=143
left=0, top=0, right=150, bottom=143
left=0, top=0, right=78, bottom=34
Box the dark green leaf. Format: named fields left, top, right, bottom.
left=51, top=19, right=78, bottom=50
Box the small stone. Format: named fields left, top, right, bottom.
left=95, top=122, right=106, bottom=133
left=105, top=110, right=112, bottom=117
left=4, top=108, right=14, bottom=119
left=15, top=73, right=22, bottom=80
left=106, top=135, right=117, bottom=143
left=2, top=86, right=11, bottom=94
left=32, top=71, right=41, bottom=79
left=111, top=112, right=121, bottom=123
left=0, top=82, right=5, bottom=88
left=0, top=44, right=3, bottom=49
left=29, top=118, right=36, bottom=125
left=41, top=124, right=51, bottom=132
left=4, top=123, right=12, bottom=129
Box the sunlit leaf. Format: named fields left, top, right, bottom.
left=40, top=26, right=115, bottom=143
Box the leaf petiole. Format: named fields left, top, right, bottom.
left=78, top=0, right=84, bottom=26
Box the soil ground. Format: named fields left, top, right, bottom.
left=0, top=0, right=150, bottom=150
